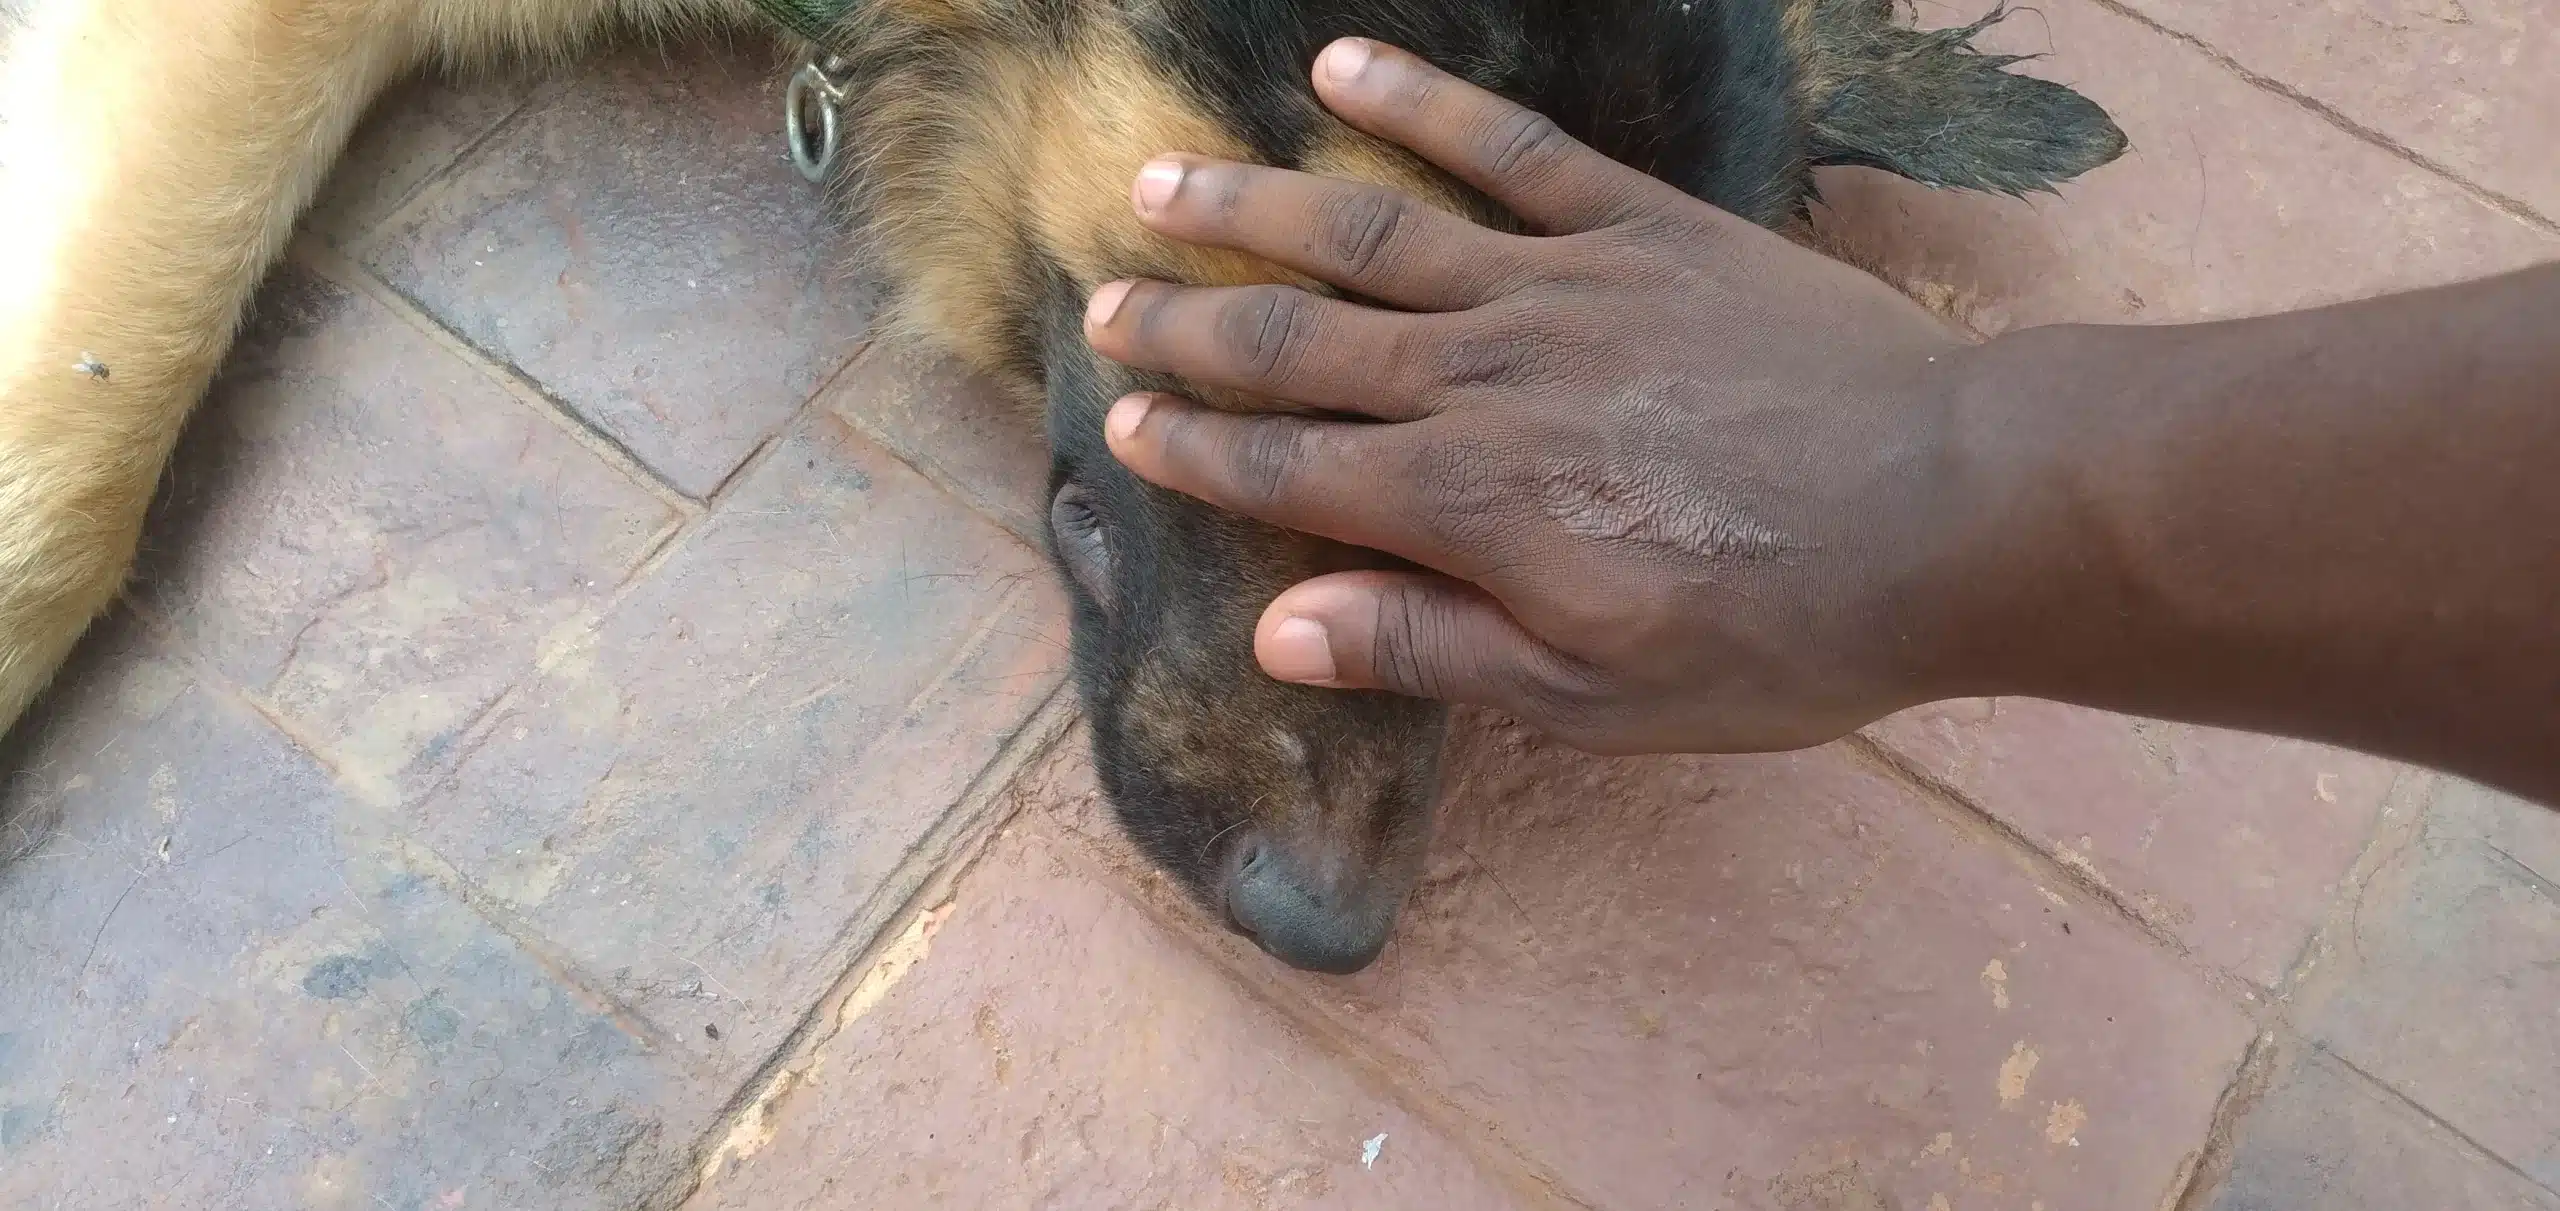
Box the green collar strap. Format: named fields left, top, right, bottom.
left=754, top=0, right=852, bottom=46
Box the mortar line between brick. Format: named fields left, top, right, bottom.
left=2268, top=766, right=2437, bottom=1006
left=230, top=624, right=1077, bottom=1182
left=2166, top=1028, right=2284, bottom=1211
left=387, top=832, right=702, bottom=1058
left=820, top=347, right=1048, bottom=550
left=118, top=596, right=336, bottom=778
left=700, top=336, right=877, bottom=509
left=287, top=235, right=707, bottom=514
left=700, top=579, right=1063, bottom=897
left=1043, top=828, right=1602, bottom=1211
left=659, top=686, right=1081, bottom=1211
left=2318, top=1042, right=2560, bottom=1200
left=472, top=393, right=961, bottom=733
left=115, top=599, right=715, bottom=1078
left=1841, top=733, right=2268, bottom=1009
left=336, top=529, right=1058, bottom=1109
left=134, top=545, right=1070, bottom=1126
left=2083, top=0, right=2560, bottom=237
left=204, top=380, right=1032, bottom=848
left=331, top=72, right=558, bottom=263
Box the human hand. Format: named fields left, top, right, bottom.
left=1083, top=37, right=2023, bottom=754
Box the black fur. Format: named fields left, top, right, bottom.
left=838, top=0, right=2126, bottom=969
left=1804, top=1, right=2130, bottom=196
left=1038, top=269, right=1444, bottom=899
left=1134, top=0, right=1811, bottom=226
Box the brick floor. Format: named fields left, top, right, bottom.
left=0, top=620, right=727, bottom=1210
left=2206, top=1045, right=2560, bottom=1211
left=686, top=806, right=1549, bottom=1211
left=138, top=264, right=684, bottom=805
left=1044, top=717, right=2259, bottom=1210
left=2285, top=779, right=2560, bottom=1188
left=1813, top=0, right=2557, bottom=334
left=4, top=5, right=2557, bottom=1210
left=1867, top=701, right=2403, bottom=988
left=359, top=43, right=878, bottom=498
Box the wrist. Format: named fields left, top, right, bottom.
left=1904, top=320, right=2164, bottom=705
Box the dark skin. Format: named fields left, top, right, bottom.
left=1084, top=37, right=2560, bottom=806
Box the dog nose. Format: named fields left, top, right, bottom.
left=1222, top=837, right=1393, bottom=975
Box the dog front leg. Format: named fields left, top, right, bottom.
left=0, top=0, right=430, bottom=732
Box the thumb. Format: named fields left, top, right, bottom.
left=1255, top=571, right=1593, bottom=715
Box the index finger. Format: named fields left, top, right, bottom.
left=1131, top=155, right=1534, bottom=313
left=1105, top=392, right=1497, bottom=582
left=1310, top=39, right=1665, bottom=235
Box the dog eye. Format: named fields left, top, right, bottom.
left=1048, top=482, right=1113, bottom=610
left=1052, top=490, right=1100, bottom=536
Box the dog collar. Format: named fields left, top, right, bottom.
left=753, top=0, right=849, bottom=48
left=758, top=0, right=859, bottom=183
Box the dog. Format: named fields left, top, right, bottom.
left=0, top=0, right=2123, bottom=973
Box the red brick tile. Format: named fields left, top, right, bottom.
left=137, top=265, right=679, bottom=803
left=2202, top=1047, right=2559, bottom=1211
left=2295, top=778, right=2560, bottom=1187
left=686, top=818, right=1545, bottom=1211
left=2113, top=0, right=2560, bottom=223
left=1813, top=0, right=2558, bottom=332
left=307, top=69, right=540, bottom=248
left=1866, top=700, right=2399, bottom=987
left=406, top=412, right=1068, bottom=1083
left=1052, top=712, right=2255, bottom=1211
left=365, top=41, right=876, bottom=497
left=0, top=618, right=720, bottom=1210
left=820, top=343, right=1050, bottom=547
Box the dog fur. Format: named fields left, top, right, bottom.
left=0, top=0, right=2123, bottom=971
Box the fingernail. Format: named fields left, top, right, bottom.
left=1320, top=38, right=1374, bottom=86
left=1085, top=281, right=1132, bottom=331
left=1265, top=616, right=1338, bottom=684
left=1105, top=394, right=1153, bottom=445
left=1134, top=159, right=1184, bottom=214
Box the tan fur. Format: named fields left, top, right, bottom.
left=843, top=2, right=1503, bottom=411
left=0, top=0, right=1417, bottom=738
left=0, top=0, right=754, bottom=729
left=0, top=0, right=1956, bottom=742
left=847, top=9, right=1288, bottom=402
left=1295, top=122, right=1512, bottom=233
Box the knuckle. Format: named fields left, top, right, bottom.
left=1118, top=280, right=1178, bottom=349
left=1226, top=417, right=1319, bottom=507
left=1483, top=110, right=1571, bottom=180
left=1433, top=324, right=1525, bottom=389
left=1395, top=71, right=1448, bottom=120
left=1512, top=657, right=1619, bottom=741
left=1597, top=211, right=1717, bottom=281
left=1317, top=188, right=1408, bottom=279
left=1403, top=436, right=1511, bottom=551
left=1435, top=310, right=1558, bottom=388
left=1218, top=287, right=1316, bottom=384
left=1543, top=229, right=1648, bottom=286
left=1622, top=204, right=1716, bottom=247
left=1366, top=587, right=1453, bottom=699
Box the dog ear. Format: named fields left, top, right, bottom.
left=1802, top=1, right=2127, bottom=196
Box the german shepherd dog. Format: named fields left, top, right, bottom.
left=0, top=0, right=2122, bottom=972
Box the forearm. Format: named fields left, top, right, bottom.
left=1945, top=264, right=2560, bottom=801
